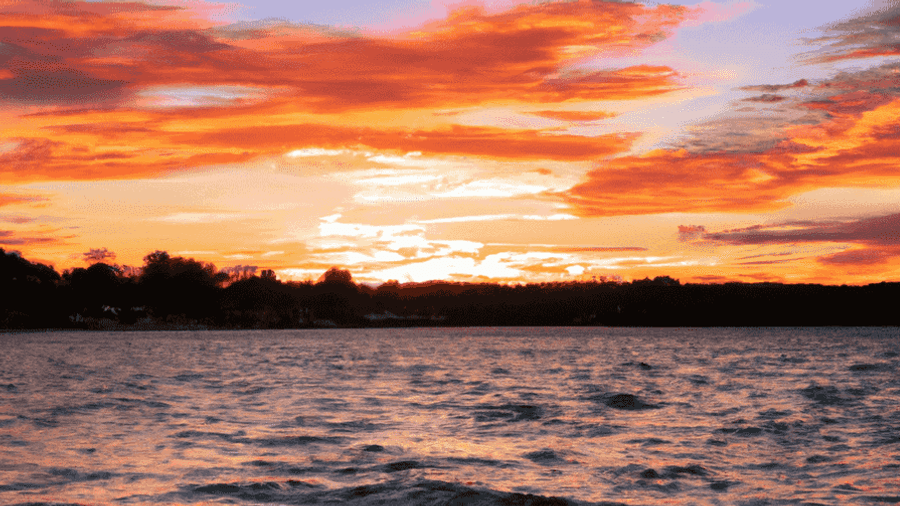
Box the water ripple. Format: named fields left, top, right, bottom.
left=1, top=327, right=897, bottom=505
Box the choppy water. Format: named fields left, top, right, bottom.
left=1, top=327, right=898, bottom=505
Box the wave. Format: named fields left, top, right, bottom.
left=171, top=478, right=623, bottom=506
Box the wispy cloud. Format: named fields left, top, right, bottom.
left=416, top=214, right=577, bottom=224
left=563, top=62, right=900, bottom=216
left=0, top=215, right=34, bottom=224
left=678, top=225, right=707, bottom=242
left=702, top=212, right=900, bottom=268
left=150, top=212, right=248, bottom=224
left=0, top=193, right=46, bottom=207
left=704, top=213, right=900, bottom=247
left=802, top=2, right=900, bottom=63
left=433, top=180, right=549, bottom=198
left=285, top=148, right=350, bottom=158
left=82, top=247, right=116, bottom=262
left=527, top=110, right=617, bottom=122
left=186, top=124, right=637, bottom=162
left=0, top=230, right=60, bottom=246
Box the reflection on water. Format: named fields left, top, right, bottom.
left=1, top=327, right=898, bottom=505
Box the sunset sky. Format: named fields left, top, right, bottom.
left=2, top=0, right=900, bottom=284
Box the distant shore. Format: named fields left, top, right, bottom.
left=4, top=248, right=900, bottom=330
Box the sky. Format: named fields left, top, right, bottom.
left=3, top=0, right=900, bottom=285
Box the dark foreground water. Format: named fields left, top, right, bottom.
left=1, top=327, right=898, bottom=506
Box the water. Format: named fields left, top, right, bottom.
left=1, top=327, right=898, bottom=506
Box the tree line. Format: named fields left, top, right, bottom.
left=2, top=247, right=899, bottom=329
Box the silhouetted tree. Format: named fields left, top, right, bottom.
left=138, top=250, right=228, bottom=321
left=318, top=267, right=353, bottom=285
left=0, top=248, right=63, bottom=328
left=5, top=247, right=900, bottom=329
left=221, top=274, right=299, bottom=328
left=63, top=262, right=123, bottom=318
left=311, top=267, right=361, bottom=324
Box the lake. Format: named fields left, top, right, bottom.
left=1, top=327, right=898, bottom=505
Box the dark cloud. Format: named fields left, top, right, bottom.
left=803, top=62, right=900, bottom=114
left=704, top=213, right=900, bottom=246
left=0, top=215, right=34, bottom=224
left=43, top=122, right=155, bottom=136
left=738, top=251, right=794, bottom=260
left=221, top=264, right=258, bottom=279
left=739, top=79, right=809, bottom=93
left=674, top=109, right=827, bottom=154
left=692, top=274, right=732, bottom=283
left=678, top=225, right=706, bottom=242
left=817, top=246, right=898, bottom=266
left=0, top=230, right=57, bottom=245
left=124, top=29, right=232, bottom=54
left=82, top=247, right=116, bottom=263
left=738, top=258, right=796, bottom=266
left=739, top=272, right=785, bottom=282
left=0, top=31, right=127, bottom=104
left=0, top=69, right=126, bottom=104
left=803, top=2, right=900, bottom=62
left=679, top=60, right=900, bottom=154
left=742, top=94, right=785, bottom=103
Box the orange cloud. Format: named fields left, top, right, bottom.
left=565, top=64, right=900, bottom=217
left=563, top=143, right=807, bottom=216
left=180, top=124, right=637, bottom=162
left=0, top=134, right=259, bottom=182
left=4, top=120, right=633, bottom=181
left=0, top=192, right=45, bottom=207
left=1, top=0, right=688, bottom=110
left=528, top=110, right=617, bottom=122
left=0, top=0, right=697, bottom=183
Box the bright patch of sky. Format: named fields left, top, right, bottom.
left=132, top=85, right=273, bottom=109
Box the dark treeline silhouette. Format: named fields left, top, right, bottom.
left=2, top=247, right=900, bottom=329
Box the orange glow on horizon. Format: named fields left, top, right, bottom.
left=3, top=0, right=900, bottom=285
